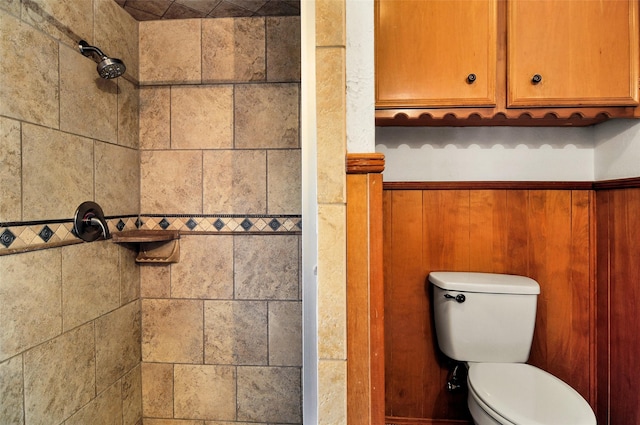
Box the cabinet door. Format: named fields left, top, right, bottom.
left=508, top=0, right=639, bottom=107
left=375, top=0, right=497, bottom=108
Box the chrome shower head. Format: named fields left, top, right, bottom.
left=78, top=40, right=126, bottom=79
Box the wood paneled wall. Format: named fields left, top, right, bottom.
left=596, top=187, right=640, bottom=425
left=383, top=187, right=595, bottom=423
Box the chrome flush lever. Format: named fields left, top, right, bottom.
left=444, top=293, right=466, bottom=303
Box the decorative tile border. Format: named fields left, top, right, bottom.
left=137, top=214, right=302, bottom=233
left=0, top=214, right=302, bottom=255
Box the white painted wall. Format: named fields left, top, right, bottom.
left=346, top=0, right=375, bottom=153
left=594, top=119, right=640, bottom=180
left=376, top=126, right=596, bottom=182
left=301, top=0, right=318, bottom=422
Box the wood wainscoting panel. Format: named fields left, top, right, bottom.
left=383, top=188, right=594, bottom=422
left=606, top=188, right=640, bottom=425
left=595, top=190, right=611, bottom=425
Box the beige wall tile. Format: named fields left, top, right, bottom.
left=204, top=300, right=268, bottom=365
left=266, top=17, right=301, bottom=82
left=202, top=17, right=265, bottom=82
left=122, top=365, right=143, bottom=425
left=235, top=83, right=299, bottom=149
left=316, top=0, right=345, bottom=47
left=95, top=0, right=139, bottom=82
left=0, top=249, right=62, bottom=362
left=0, top=11, right=59, bottom=127
left=23, top=323, right=95, bottom=425
left=316, top=47, right=346, bottom=204
left=95, top=141, right=140, bottom=217
left=140, top=150, right=203, bottom=214
left=318, top=359, right=347, bottom=425
left=118, top=76, right=140, bottom=149
left=171, top=85, right=234, bottom=149
left=65, top=382, right=122, bottom=425
left=140, top=86, right=171, bottom=150
left=234, top=235, right=299, bottom=300
left=62, top=241, right=121, bottom=330
left=141, top=362, right=174, bottom=418
left=268, top=301, right=302, bottom=366
left=141, top=264, right=171, bottom=298
left=139, top=20, right=201, bottom=84
left=142, top=299, right=203, bottom=363
left=0, top=0, right=20, bottom=16
left=171, top=235, right=234, bottom=299
left=60, top=43, right=119, bottom=143
left=146, top=420, right=203, bottom=425
left=174, top=365, right=236, bottom=420
left=267, top=149, right=301, bottom=215
left=237, top=366, right=301, bottom=423
left=22, top=124, right=94, bottom=221
left=0, top=356, right=23, bottom=425
left=317, top=204, right=346, bottom=360
left=96, top=301, right=141, bottom=393
left=120, top=244, right=141, bottom=304
left=0, top=117, right=21, bottom=222
left=21, top=0, right=93, bottom=49
left=203, top=150, right=266, bottom=214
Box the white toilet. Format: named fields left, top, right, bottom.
left=429, top=271, right=596, bottom=425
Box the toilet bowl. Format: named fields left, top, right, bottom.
left=466, top=363, right=596, bottom=425
left=428, top=271, right=597, bottom=425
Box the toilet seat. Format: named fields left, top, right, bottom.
left=467, top=363, right=596, bottom=425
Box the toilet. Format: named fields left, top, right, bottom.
left=428, top=271, right=596, bottom=425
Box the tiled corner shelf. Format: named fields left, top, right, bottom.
left=111, top=229, right=180, bottom=263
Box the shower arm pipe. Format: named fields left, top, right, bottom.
left=79, top=40, right=107, bottom=60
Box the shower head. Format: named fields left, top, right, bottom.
left=78, top=40, right=126, bottom=79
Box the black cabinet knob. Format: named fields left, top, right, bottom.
left=467, top=73, right=477, bottom=84
left=531, top=74, right=542, bottom=84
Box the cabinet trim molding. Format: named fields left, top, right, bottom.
left=346, top=153, right=386, bottom=174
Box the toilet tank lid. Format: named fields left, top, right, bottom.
left=428, top=272, right=540, bottom=294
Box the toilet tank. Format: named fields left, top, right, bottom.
left=429, top=272, right=540, bottom=363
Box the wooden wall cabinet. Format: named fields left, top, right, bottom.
left=375, top=0, right=497, bottom=108
left=508, top=0, right=638, bottom=108
left=375, top=0, right=639, bottom=126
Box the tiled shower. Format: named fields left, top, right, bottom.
left=0, top=1, right=302, bottom=424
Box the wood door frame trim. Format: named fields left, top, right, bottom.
left=346, top=153, right=385, bottom=425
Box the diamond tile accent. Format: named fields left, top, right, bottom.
left=17, top=226, right=38, bottom=245
left=135, top=218, right=144, bottom=228
left=241, top=218, right=253, bottom=231
left=117, top=219, right=126, bottom=231
left=269, top=218, right=281, bottom=231
left=186, top=218, right=198, bottom=230
left=159, top=218, right=171, bottom=229
left=214, top=219, right=225, bottom=231
left=0, top=229, right=16, bottom=248
left=39, top=225, right=54, bottom=242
